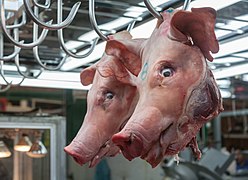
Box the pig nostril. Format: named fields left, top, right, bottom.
left=112, top=133, right=131, bottom=144
left=112, top=132, right=144, bottom=159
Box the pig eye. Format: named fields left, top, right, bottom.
left=105, top=92, right=114, bottom=99
left=160, top=67, right=173, bottom=77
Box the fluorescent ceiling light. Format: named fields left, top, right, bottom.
left=216, top=79, right=231, bottom=88
left=233, top=52, right=248, bottom=58
left=213, top=36, right=248, bottom=59
left=215, top=29, right=232, bottom=38
left=242, top=74, right=248, bottom=81
left=37, top=71, right=81, bottom=82
left=0, top=72, right=91, bottom=90
left=213, top=57, right=246, bottom=64
left=213, top=63, right=248, bottom=79
left=2, top=64, right=27, bottom=72
left=130, top=19, right=157, bottom=38
left=220, top=89, right=232, bottom=98
left=187, top=0, right=240, bottom=10
left=61, top=42, right=106, bottom=71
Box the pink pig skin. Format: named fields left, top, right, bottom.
left=106, top=7, right=223, bottom=168
left=64, top=32, right=139, bottom=167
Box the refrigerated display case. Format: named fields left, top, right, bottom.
left=0, top=116, right=66, bottom=180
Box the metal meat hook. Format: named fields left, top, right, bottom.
left=0, top=61, right=25, bottom=93
left=32, top=6, right=67, bottom=70
left=59, top=32, right=100, bottom=58
left=33, top=46, right=68, bottom=70
left=89, top=0, right=137, bottom=41
left=6, top=11, right=27, bottom=29
left=89, top=0, right=108, bottom=41
left=32, top=0, right=51, bottom=9
left=56, top=0, right=99, bottom=59
left=23, top=0, right=81, bottom=30
left=0, top=32, right=21, bottom=61
left=144, top=0, right=163, bottom=21
left=15, top=56, right=43, bottom=78
left=0, top=0, right=51, bottom=49
left=13, top=25, right=43, bottom=79
left=182, top=0, right=191, bottom=11
left=144, top=0, right=192, bottom=20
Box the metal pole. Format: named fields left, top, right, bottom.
left=213, top=116, right=222, bottom=150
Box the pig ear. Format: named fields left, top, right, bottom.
left=105, top=39, right=144, bottom=76
left=96, top=56, right=136, bottom=85
left=80, top=66, right=96, bottom=85
left=169, top=7, right=219, bottom=61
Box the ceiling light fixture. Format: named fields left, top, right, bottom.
left=0, top=140, right=12, bottom=158
left=0, top=74, right=91, bottom=90
left=26, top=131, right=47, bottom=158
left=213, top=35, right=248, bottom=59
left=26, top=140, right=47, bottom=158
left=213, top=63, right=248, bottom=79
left=14, top=134, right=32, bottom=152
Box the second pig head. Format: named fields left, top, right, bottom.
left=106, top=7, right=223, bottom=167
left=64, top=54, right=138, bottom=167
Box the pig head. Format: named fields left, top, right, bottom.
left=105, top=7, right=223, bottom=167
left=64, top=53, right=138, bottom=167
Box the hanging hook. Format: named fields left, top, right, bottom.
left=89, top=0, right=108, bottom=41
left=144, top=0, right=192, bottom=21
left=32, top=0, right=51, bottom=9
left=31, top=6, right=67, bottom=70
left=0, top=0, right=51, bottom=49
left=144, top=0, right=163, bottom=21
left=23, top=0, right=81, bottom=30
left=0, top=32, right=22, bottom=61
left=56, top=0, right=99, bottom=58
left=15, top=57, right=43, bottom=78
left=6, top=11, right=27, bottom=29
left=182, top=0, right=191, bottom=10
left=0, top=61, right=25, bottom=93
left=0, top=41, right=12, bottom=91
left=59, top=33, right=100, bottom=58
left=33, top=47, right=68, bottom=70
left=127, top=21, right=136, bottom=32
left=13, top=22, right=43, bottom=79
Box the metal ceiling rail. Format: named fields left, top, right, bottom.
left=0, top=0, right=183, bottom=92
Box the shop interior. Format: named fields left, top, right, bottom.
left=0, top=0, right=248, bottom=180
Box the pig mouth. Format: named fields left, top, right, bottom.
left=88, top=140, right=120, bottom=167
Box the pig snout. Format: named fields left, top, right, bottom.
left=112, top=107, right=167, bottom=161
left=112, top=131, right=143, bottom=161
left=64, top=143, right=88, bottom=166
